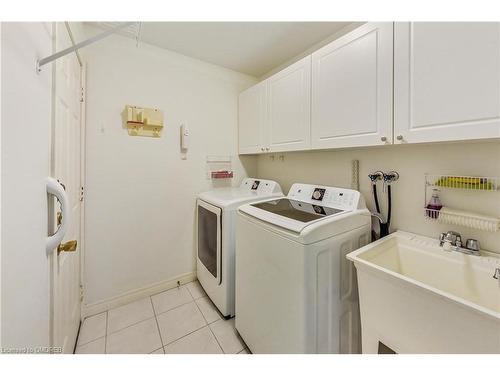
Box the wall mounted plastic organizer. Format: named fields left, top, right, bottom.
left=424, top=174, right=500, bottom=232
left=124, top=105, right=164, bottom=137
left=206, top=156, right=233, bottom=179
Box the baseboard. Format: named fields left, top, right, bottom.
left=81, top=271, right=196, bottom=318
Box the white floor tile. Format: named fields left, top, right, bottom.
left=195, top=296, right=222, bottom=324
left=75, top=337, right=106, bottom=354
left=107, top=297, right=154, bottom=334
left=150, top=348, right=165, bottom=354
left=209, top=318, right=245, bottom=354
left=157, top=301, right=206, bottom=345
left=164, top=327, right=222, bottom=354
left=106, top=318, right=162, bottom=354
left=77, top=312, right=107, bottom=346
left=186, top=280, right=207, bottom=299
left=151, top=286, right=193, bottom=315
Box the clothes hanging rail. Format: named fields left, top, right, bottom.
left=64, top=22, right=83, bottom=67
left=36, top=22, right=136, bottom=72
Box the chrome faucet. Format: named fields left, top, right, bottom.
left=439, top=231, right=481, bottom=256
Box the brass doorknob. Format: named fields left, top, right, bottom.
left=58, top=240, right=77, bottom=254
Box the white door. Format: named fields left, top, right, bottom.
left=1, top=22, right=53, bottom=350
left=311, top=22, right=393, bottom=149
left=238, top=81, right=267, bottom=154
left=394, top=22, right=500, bottom=144
left=50, top=23, right=83, bottom=353
left=268, top=56, right=311, bottom=152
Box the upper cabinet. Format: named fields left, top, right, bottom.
left=268, top=56, right=311, bottom=152
left=238, top=81, right=267, bottom=154
left=238, top=22, right=500, bottom=155
left=311, top=22, right=394, bottom=149
left=238, top=57, right=311, bottom=154
left=394, top=22, right=500, bottom=144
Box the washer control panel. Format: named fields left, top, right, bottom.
left=287, top=183, right=362, bottom=211
left=241, top=178, right=282, bottom=195
left=311, top=188, right=326, bottom=201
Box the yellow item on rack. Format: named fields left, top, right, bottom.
left=435, top=176, right=494, bottom=190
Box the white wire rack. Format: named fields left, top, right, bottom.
left=206, top=156, right=233, bottom=179
left=425, top=174, right=499, bottom=191
left=424, top=174, right=500, bottom=232
left=424, top=208, right=500, bottom=232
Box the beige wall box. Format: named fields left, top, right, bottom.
left=124, top=105, right=164, bottom=137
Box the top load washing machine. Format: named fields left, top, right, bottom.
left=197, top=178, right=283, bottom=318
left=235, top=183, right=371, bottom=353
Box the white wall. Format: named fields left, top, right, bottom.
left=257, top=141, right=500, bottom=254
left=1, top=23, right=53, bottom=349
left=83, top=28, right=257, bottom=307
left=258, top=22, right=364, bottom=80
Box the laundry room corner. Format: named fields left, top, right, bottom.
left=80, top=24, right=258, bottom=314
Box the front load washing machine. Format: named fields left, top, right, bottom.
left=235, top=183, right=371, bottom=353
left=196, top=178, right=283, bottom=318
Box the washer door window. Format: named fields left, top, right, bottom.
left=197, top=200, right=222, bottom=284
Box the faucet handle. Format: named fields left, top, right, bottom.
left=465, top=239, right=480, bottom=252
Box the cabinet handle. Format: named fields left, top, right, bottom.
left=396, top=135, right=404, bottom=141
left=380, top=136, right=387, bottom=142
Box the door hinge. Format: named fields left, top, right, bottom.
left=80, top=86, right=85, bottom=103
left=80, top=186, right=84, bottom=202
left=79, top=285, right=84, bottom=302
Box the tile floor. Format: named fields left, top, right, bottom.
left=75, top=281, right=250, bottom=354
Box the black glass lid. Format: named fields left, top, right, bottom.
left=251, top=198, right=344, bottom=223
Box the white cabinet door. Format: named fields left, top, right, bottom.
left=394, top=22, right=500, bottom=144
left=268, top=56, right=311, bottom=152
left=311, top=22, right=393, bottom=149
left=238, top=81, right=267, bottom=154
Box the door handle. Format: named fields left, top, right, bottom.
left=58, top=240, right=77, bottom=254
left=46, top=177, right=70, bottom=255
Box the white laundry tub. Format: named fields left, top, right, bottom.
left=347, top=231, right=500, bottom=354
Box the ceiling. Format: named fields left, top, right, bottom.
left=92, top=22, right=353, bottom=77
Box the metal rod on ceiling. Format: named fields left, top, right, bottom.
left=37, top=22, right=135, bottom=72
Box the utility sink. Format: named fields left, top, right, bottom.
left=347, top=231, right=500, bottom=354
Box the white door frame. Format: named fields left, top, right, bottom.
left=79, top=62, right=87, bottom=314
